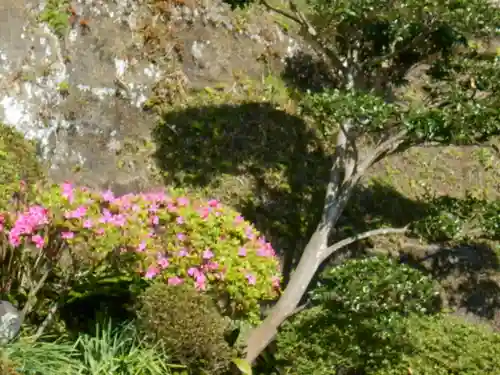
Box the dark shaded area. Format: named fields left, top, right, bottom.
left=281, top=51, right=339, bottom=93
left=151, top=102, right=432, bottom=282
left=400, top=242, right=500, bottom=323
left=153, top=102, right=328, bottom=281
left=280, top=17, right=462, bottom=98
left=59, top=281, right=140, bottom=338
left=222, top=0, right=255, bottom=10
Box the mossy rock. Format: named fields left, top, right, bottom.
left=0, top=123, right=44, bottom=209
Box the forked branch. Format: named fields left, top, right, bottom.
left=319, top=226, right=409, bottom=263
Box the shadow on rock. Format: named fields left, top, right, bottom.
left=152, top=102, right=436, bottom=283
left=153, top=102, right=329, bottom=279
left=400, top=242, right=500, bottom=323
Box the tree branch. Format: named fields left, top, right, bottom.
left=354, top=128, right=408, bottom=180
left=321, top=226, right=409, bottom=262
left=321, top=121, right=353, bottom=227
left=260, top=0, right=347, bottom=75
left=260, top=0, right=302, bottom=25
left=361, top=27, right=436, bottom=69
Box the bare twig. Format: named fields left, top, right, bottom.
left=21, top=269, right=50, bottom=318
left=260, top=0, right=302, bottom=25
left=34, top=301, right=60, bottom=340
left=321, top=226, right=409, bottom=262
left=260, top=0, right=346, bottom=75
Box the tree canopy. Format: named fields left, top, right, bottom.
left=244, top=0, right=500, bottom=362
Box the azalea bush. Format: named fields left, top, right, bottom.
left=0, top=182, right=281, bottom=329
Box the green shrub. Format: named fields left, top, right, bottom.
left=0, top=123, right=43, bottom=210
left=136, top=282, right=233, bottom=374
left=0, top=183, right=281, bottom=330
left=311, top=256, right=440, bottom=315
left=412, top=193, right=500, bottom=242
left=373, top=314, right=500, bottom=375
left=275, top=257, right=440, bottom=374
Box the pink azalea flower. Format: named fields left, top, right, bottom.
left=246, top=274, right=257, bottom=285
left=202, top=249, right=214, bottom=259
left=61, top=182, right=74, bottom=202
left=207, top=199, right=219, bottom=207
left=176, top=233, right=186, bottom=241
left=99, top=209, right=113, bottom=224
left=238, top=247, right=247, bottom=256
left=145, top=266, right=159, bottom=279
left=176, top=216, right=184, bottom=225
left=111, top=214, right=126, bottom=227
left=167, top=203, right=177, bottom=212
left=101, top=189, right=115, bottom=202
left=61, top=231, right=74, bottom=240
left=65, top=205, right=87, bottom=219
left=168, top=276, right=183, bottom=285
left=187, top=267, right=200, bottom=277
left=177, top=197, right=189, bottom=206
left=31, top=234, right=45, bottom=249
left=136, top=241, right=147, bottom=252
left=83, top=219, right=93, bottom=228
left=199, top=208, right=210, bottom=219
left=245, top=228, right=255, bottom=240
left=8, top=231, right=21, bottom=247
left=158, top=257, right=169, bottom=269
left=194, top=273, right=207, bottom=290
left=272, top=276, right=281, bottom=289
left=178, top=248, right=189, bottom=257
left=204, top=261, right=219, bottom=271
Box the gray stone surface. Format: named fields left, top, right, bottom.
left=0, top=300, right=22, bottom=344
left=0, top=0, right=301, bottom=192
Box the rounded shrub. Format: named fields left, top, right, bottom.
left=373, top=314, right=500, bottom=375
left=0, top=183, right=281, bottom=323
left=275, top=256, right=440, bottom=374
left=0, top=123, right=44, bottom=210
left=311, top=256, right=440, bottom=314
left=136, top=282, right=233, bottom=374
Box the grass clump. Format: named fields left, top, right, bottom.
left=75, top=322, right=174, bottom=375
left=0, top=336, right=79, bottom=375
left=136, top=282, right=234, bottom=374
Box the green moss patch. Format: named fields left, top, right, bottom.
left=0, top=123, right=45, bottom=209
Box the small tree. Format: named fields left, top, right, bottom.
left=244, top=0, right=500, bottom=362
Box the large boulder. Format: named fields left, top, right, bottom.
left=0, top=0, right=301, bottom=192
left=0, top=301, right=22, bottom=345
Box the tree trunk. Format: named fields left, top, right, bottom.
left=244, top=227, right=330, bottom=363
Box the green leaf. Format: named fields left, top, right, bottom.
left=232, top=358, right=253, bottom=375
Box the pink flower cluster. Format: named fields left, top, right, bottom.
left=1, top=182, right=282, bottom=309
left=6, top=205, right=49, bottom=248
